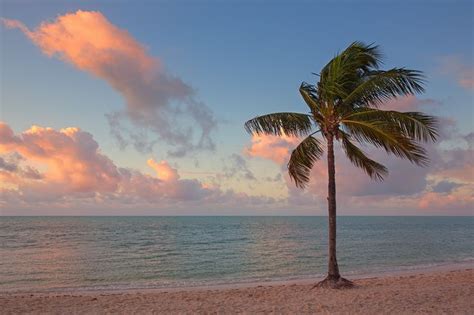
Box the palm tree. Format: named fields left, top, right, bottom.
left=244, top=42, right=438, bottom=289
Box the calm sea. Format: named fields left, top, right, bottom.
left=0, top=216, right=472, bottom=293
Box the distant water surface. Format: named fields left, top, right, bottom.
left=0, top=216, right=472, bottom=292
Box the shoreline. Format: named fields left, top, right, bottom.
left=1, top=268, right=472, bottom=314
left=1, top=261, right=472, bottom=296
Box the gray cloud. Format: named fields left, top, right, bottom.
left=431, top=180, right=463, bottom=193
left=265, top=173, right=282, bottom=182
left=0, top=156, right=17, bottom=172
left=222, top=154, right=256, bottom=181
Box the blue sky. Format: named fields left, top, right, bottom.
left=1, top=0, right=473, bottom=215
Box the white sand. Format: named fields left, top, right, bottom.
left=1, top=269, right=473, bottom=314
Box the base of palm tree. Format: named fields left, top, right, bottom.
left=312, top=275, right=354, bottom=289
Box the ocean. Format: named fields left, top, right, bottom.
left=1, top=216, right=472, bottom=293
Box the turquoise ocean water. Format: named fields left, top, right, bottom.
left=0, top=216, right=472, bottom=293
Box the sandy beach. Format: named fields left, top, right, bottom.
left=1, top=268, right=472, bottom=314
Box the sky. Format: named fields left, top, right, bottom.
left=0, top=0, right=473, bottom=215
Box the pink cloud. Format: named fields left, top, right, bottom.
left=286, top=145, right=431, bottom=202
left=0, top=122, right=120, bottom=193
left=245, top=133, right=301, bottom=164
left=147, top=159, right=179, bottom=182
left=379, top=95, right=439, bottom=111
left=2, top=11, right=216, bottom=156
left=418, top=190, right=473, bottom=211
left=1, top=18, right=30, bottom=34
left=0, top=122, right=276, bottom=213
left=242, top=96, right=473, bottom=214
left=3, top=12, right=154, bottom=76
left=439, top=56, right=474, bottom=90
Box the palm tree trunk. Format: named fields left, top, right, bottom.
left=326, top=132, right=340, bottom=279
left=314, top=132, right=354, bottom=289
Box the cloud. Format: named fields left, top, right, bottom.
left=0, top=122, right=276, bottom=213
left=417, top=187, right=473, bottom=212
left=245, top=133, right=300, bottom=164
left=439, top=56, right=474, bottom=90
left=244, top=97, right=439, bottom=197
left=0, top=156, right=17, bottom=172
left=221, top=154, right=256, bottom=181
left=379, top=95, right=440, bottom=111
left=2, top=11, right=217, bottom=156
left=0, top=153, right=43, bottom=185
left=308, top=149, right=431, bottom=197
left=0, top=122, right=121, bottom=194
left=264, top=173, right=282, bottom=182
left=147, top=159, right=179, bottom=181
left=243, top=97, right=473, bottom=214
left=433, top=148, right=473, bottom=183
left=431, top=180, right=463, bottom=193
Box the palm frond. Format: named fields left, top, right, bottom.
left=244, top=42, right=438, bottom=192
left=344, top=41, right=383, bottom=70
left=341, top=119, right=429, bottom=166
left=287, top=135, right=324, bottom=188
left=342, top=68, right=425, bottom=107
left=299, top=82, right=326, bottom=123
left=318, top=42, right=383, bottom=101
left=244, top=112, right=313, bottom=137
left=344, top=109, right=438, bottom=142
left=339, top=131, right=388, bottom=180
left=320, top=42, right=382, bottom=78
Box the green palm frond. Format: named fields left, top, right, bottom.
left=342, top=68, right=425, bottom=107
left=343, top=41, right=383, bottom=69
left=320, top=42, right=382, bottom=79
left=318, top=42, right=383, bottom=101
left=288, top=135, right=324, bottom=188
left=341, top=119, right=429, bottom=165
left=345, top=109, right=438, bottom=142
left=299, top=83, right=327, bottom=122
left=245, top=112, right=314, bottom=137
left=339, top=131, right=388, bottom=180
